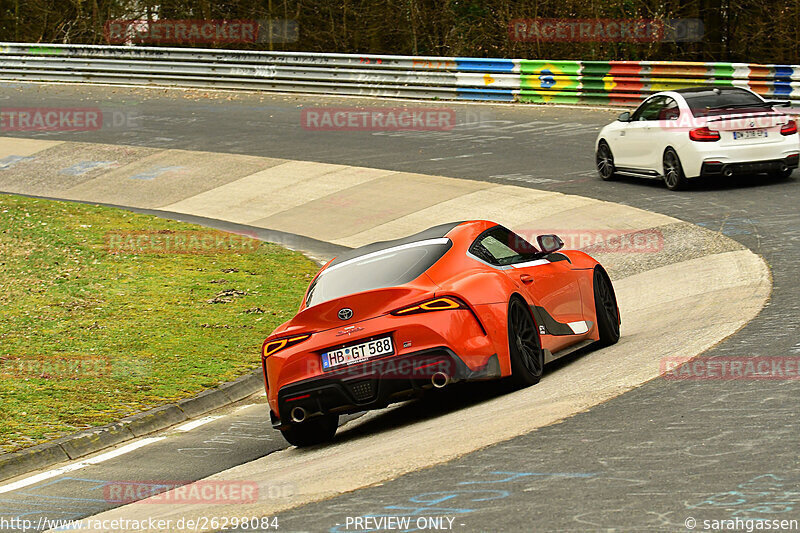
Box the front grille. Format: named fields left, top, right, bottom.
left=349, top=380, right=375, bottom=402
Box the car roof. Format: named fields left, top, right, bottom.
left=674, top=86, right=752, bottom=95
left=327, top=221, right=466, bottom=268
left=643, top=87, right=760, bottom=106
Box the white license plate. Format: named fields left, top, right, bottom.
left=733, top=129, right=767, bottom=140
left=321, top=337, right=394, bottom=370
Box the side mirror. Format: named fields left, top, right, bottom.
left=618, top=111, right=631, bottom=122
left=537, top=234, right=564, bottom=254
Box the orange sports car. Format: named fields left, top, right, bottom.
left=262, top=220, right=620, bottom=446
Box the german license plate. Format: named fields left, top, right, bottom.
left=733, top=129, right=767, bottom=140
left=321, top=337, right=394, bottom=370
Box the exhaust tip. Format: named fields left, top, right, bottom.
left=431, top=372, right=450, bottom=389
left=723, top=167, right=734, bottom=177
left=290, top=406, right=307, bottom=423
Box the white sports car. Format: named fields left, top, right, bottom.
left=595, top=87, right=799, bottom=190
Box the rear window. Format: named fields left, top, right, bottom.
left=684, top=89, right=767, bottom=117
left=305, top=239, right=452, bottom=307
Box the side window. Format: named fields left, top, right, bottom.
left=482, top=235, right=519, bottom=262
left=658, top=97, right=680, bottom=120
left=631, top=96, right=666, bottom=121
left=469, top=226, right=538, bottom=266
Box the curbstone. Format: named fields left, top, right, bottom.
left=59, top=422, right=135, bottom=460
left=0, top=369, right=264, bottom=483
left=177, top=387, right=235, bottom=419
left=121, top=405, right=188, bottom=438
left=221, top=371, right=263, bottom=403
left=0, top=442, right=70, bottom=482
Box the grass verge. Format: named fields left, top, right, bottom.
left=0, top=194, right=318, bottom=453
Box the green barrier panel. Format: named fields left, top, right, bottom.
left=519, top=60, right=581, bottom=102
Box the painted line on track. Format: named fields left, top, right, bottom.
left=175, top=417, right=222, bottom=433
left=0, top=438, right=165, bottom=495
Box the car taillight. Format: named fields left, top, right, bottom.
left=262, top=334, right=311, bottom=358
left=781, top=120, right=797, bottom=136
left=391, top=297, right=466, bottom=316
left=689, top=127, right=721, bottom=142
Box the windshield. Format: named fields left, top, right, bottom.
left=684, top=88, right=769, bottom=117
left=305, top=239, right=452, bottom=307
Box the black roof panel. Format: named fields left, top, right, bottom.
left=328, top=221, right=465, bottom=267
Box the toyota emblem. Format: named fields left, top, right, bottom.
left=338, top=308, right=354, bottom=321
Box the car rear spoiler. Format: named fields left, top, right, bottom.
left=706, top=111, right=791, bottom=124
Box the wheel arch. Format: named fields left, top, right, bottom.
left=593, top=264, right=620, bottom=327
left=502, top=291, right=540, bottom=376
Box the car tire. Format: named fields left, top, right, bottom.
left=593, top=268, right=620, bottom=346
left=768, top=167, right=794, bottom=179
left=663, top=148, right=688, bottom=191
left=507, top=297, right=544, bottom=387
left=279, top=414, right=338, bottom=447
left=596, top=141, right=617, bottom=181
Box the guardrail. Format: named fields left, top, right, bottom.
left=1, top=42, right=798, bottom=104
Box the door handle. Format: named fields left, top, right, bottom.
left=519, top=274, right=534, bottom=284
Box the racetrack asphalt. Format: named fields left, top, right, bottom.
left=1, top=83, right=799, bottom=532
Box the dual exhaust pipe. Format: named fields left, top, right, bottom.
left=721, top=164, right=788, bottom=178
left=431, top=371, right=451, bottom=389
left=290, top=406, right=308, bottom=423
left=289, top=371, right=453, bottom=423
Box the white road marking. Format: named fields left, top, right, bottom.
left=429, top=152, right=492, bottom=161
left=176, top=416, right=222, bottom=432
left=0, top=437, right=165, bottom=494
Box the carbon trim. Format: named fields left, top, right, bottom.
left=530, top=305, right=577, bottom=336
left=328, top=221, right=465, bottom=267
left=273, top=348, right=500, bottom=428
left=544, top=252, right=571, bottom=263
left=700, top=156, right=799, bottom=177
left=615, top=166, right=660, bottom=177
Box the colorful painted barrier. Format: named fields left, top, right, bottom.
left=0, top=43, right=798, bottom=105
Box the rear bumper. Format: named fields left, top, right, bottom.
left=271, top=348, right=499, bottom=429
left=700, top=154, right=799, bottom=177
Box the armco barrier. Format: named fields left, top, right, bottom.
left=1, top=42, right=798, bottom=104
